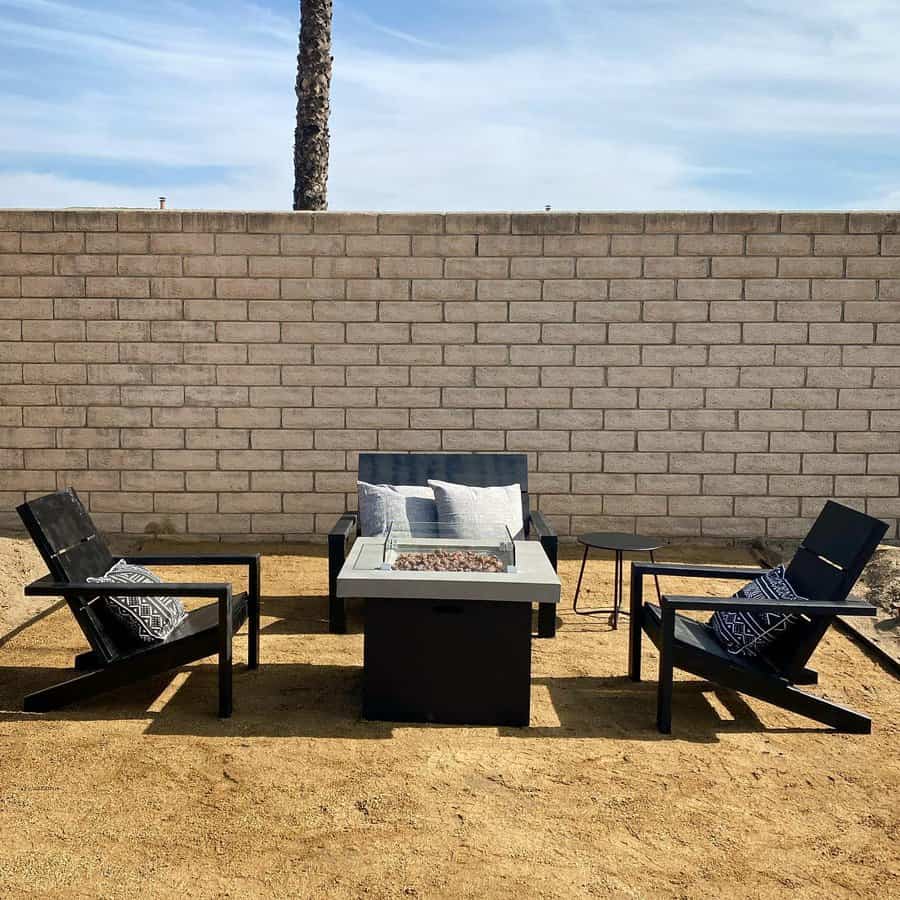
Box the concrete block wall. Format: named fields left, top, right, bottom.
left=1, top=209, right=898, bottom=541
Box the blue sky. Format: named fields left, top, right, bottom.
left=1, top=0, right=899, bottom=210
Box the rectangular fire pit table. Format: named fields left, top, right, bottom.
left=336, top=527, right=560, bottom=726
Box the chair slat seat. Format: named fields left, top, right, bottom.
left=641, top=603, right=781, bottom=678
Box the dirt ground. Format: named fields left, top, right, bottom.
left=0, top=537, right=898, bottom=899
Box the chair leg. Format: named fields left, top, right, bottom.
left=328, top=533, right=349, bottom=634
left=656, top=606, right=675, bottom=734
left=776, top=685, right=870, bottom=733
left=218, top=589, right=233, bottom=719
left=537, top=602, right=556, bottom=638
left=248, top=558, right=260, bottom=670
left=74, top=650, right=101, bottom=671
left=628, top=566, right=643, bottom=682
left=24, top=666, right=120, bottom=712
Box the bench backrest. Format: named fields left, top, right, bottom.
left=768, top=501, right=887, bottom=675
left=17, top=489, right=126, bottom=663
left=357, top=452, right=532, bottom=528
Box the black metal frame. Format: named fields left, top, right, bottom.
left=327, top=453, right=558, bottom=637
left=628, top=501, right=888, bottom=734
left=17, top=490, right=260, bottom=718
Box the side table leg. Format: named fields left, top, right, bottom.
left=572, top=544, right=590, bottom=613
left=612, top=550, right=623, bottom=630
left=649, top=549, right=662, bottom=602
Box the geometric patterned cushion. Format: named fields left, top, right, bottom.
left=709, top=565, right=803, bottom=658
left=87, top=560, right=187, bottom=644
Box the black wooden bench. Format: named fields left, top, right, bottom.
left=327, top=452, right=558, bottom=637
left=17, top=489, right=260, bottom=718
left=628, top=501, right=887, bottom=733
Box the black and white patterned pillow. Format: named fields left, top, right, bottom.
left=709, top=565, right=803, bottom=658
left=87, top=560, right=187, bottom=644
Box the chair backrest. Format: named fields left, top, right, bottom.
left=767, top=501, right=888, bottom=675
left=357, top=452, right=532, bottom=528
left=17, top=488, right=125, bottom=663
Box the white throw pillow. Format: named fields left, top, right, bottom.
left=428, top=480, right=524, bottom=540
left=86, top=559, right=187, bottom=644
left=356, top=481, right=438, bottom=536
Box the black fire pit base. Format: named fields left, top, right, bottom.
left=363, top=595, right=532, bottom=727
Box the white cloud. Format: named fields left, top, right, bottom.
left=0, top=0, right=898, bottom=209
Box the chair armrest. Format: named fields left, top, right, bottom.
left=529, top=510, right=556, bottom=539
left=24, top=574, right=231, bottom=601
left=126, top=553, right=259, bottom=567
left=660, top=593, right=877, bottom=617
left=328, top=513, right=358, bottom=614
left=329, top=513, right=357, bottom=541
left=632, top=562, right=766, bottom=581
left=528, top=511, right=557, bottom=571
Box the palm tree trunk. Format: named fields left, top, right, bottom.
left=293, top=0, right=333, bottom=210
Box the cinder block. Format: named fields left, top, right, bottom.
left=712, top=213, right=778, bottom=233
left=54, top=255, right=117, bottom=276
left=411, top=409, right=473, bottom=429
left=346, top=323, right=408, bottom=343
left=249, top=301, right=311, bottom=322
left=777, top=258, right=841, bottom=278
left=215, top=234, right=279, bottom=255
left=712, top=257, right=777, bottom=278
left=678, top=234, right=742, bottom=255
left=644, top=257, right=708, bottom=278
left=214, top=279, right=277, bottom=300
left=413, top=279, right=475, bottom=301
left=118, top=211, right=182, bottom=232
left=22, top=276, right=85, bottom=297
left=184, top=256, right=247, bottom=277
left=572, top=388, right=637, bottom=408
left=185, top=299, right=248, bottom=320
left=346, top=235, right=410, bottom=257
left=578, top=213, right=643, bottom=234
left=646, top=213, right=711, bottom=234
left=781, top=213, right=847, bottom=233
left=252, top=257, right=315, bottom=278
left=677, top=279, right=741, bottom=300
left=709, top=301, right=774, bottom=322
left=747, top=235, right=811, bottom=256
left=445, top=213, right=511, bottom=234
left=478, top=323, right=541, bottom=344
left=84, top=277, right=148, bottom=298
left=510, top=301, right=573, bottom=322
left=347, top=279, right=410, bottom=301
left=380, top=301, right=442, bottom=322
left=577, top=257, right=641, bottom=278
left=151, top=233, right=215, bottom=255
left=86, top=233, right=149, bottom=254
left=444, top=301, right=507, bottom=322
left=409, top=323, right=473, bottom=344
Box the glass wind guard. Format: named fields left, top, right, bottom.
left=378, top=521, right=517, bottom=573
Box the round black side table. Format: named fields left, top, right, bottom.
left=572, top=532, right=663, bottom=629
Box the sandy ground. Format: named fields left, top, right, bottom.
left=0, top=537, right=898, bottom=899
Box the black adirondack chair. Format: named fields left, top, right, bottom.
left=328, top=452, right=558, bottom=637
left=17, top=489, right=260, bottom=718
left=629, top=501, right=887, bottom=734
